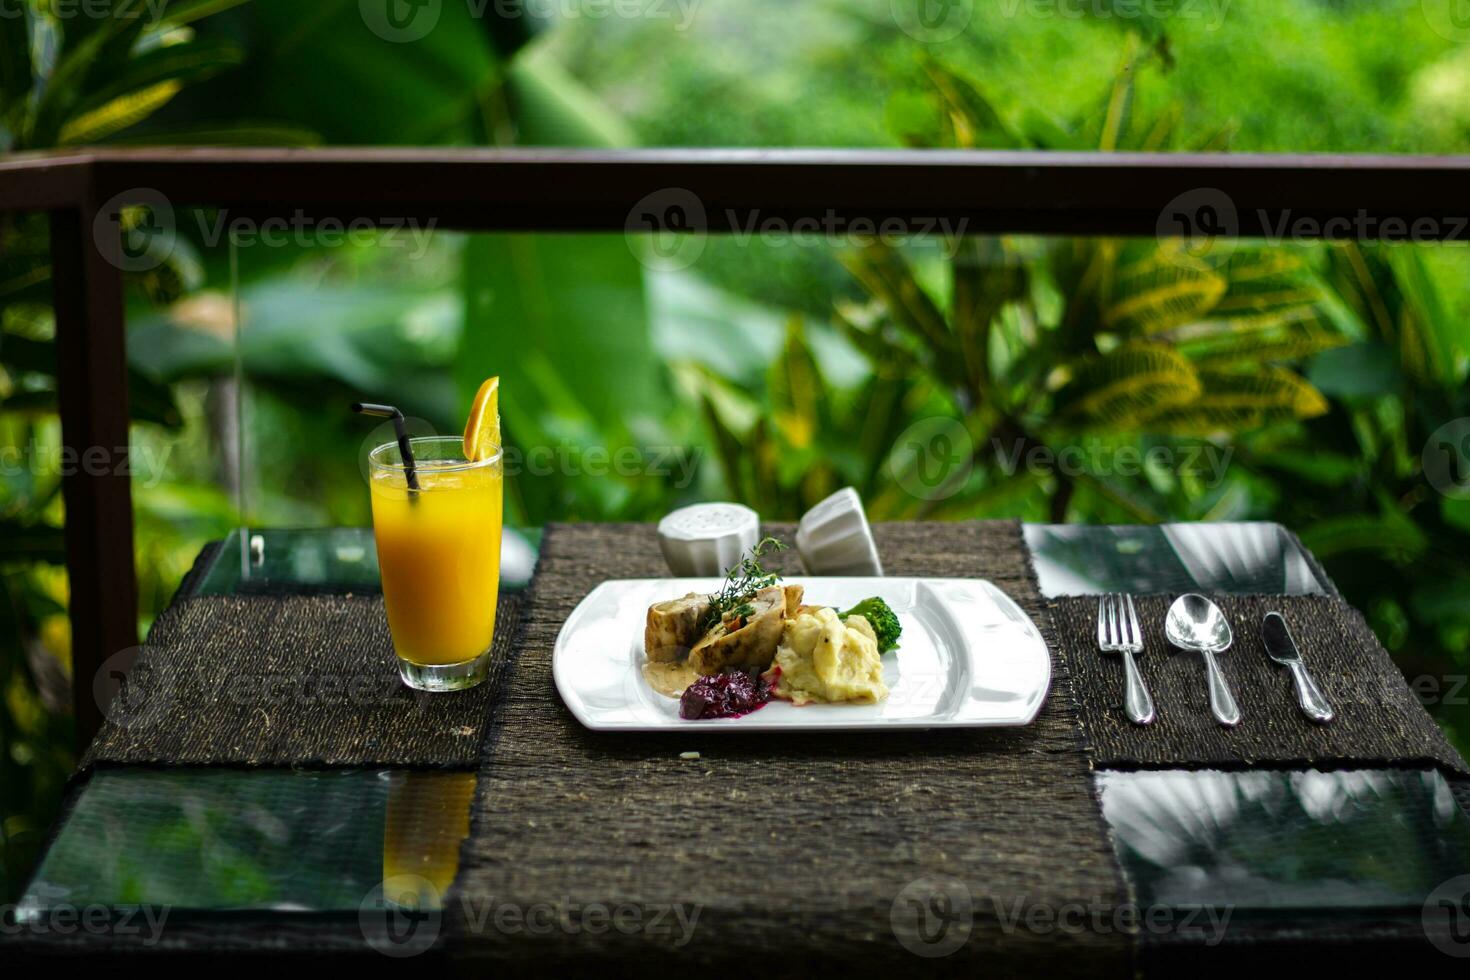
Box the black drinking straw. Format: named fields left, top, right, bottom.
left=353, top=402, right=420, bottom=494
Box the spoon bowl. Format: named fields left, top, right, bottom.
left=1165, top=593, right=1233, bottom=654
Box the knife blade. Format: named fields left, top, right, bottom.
left=1262, top=612, right=1333, bottom=723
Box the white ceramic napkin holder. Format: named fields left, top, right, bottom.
left=795, top=487, right=883, bottom=576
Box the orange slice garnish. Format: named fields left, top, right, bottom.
left=462, top=376, right=501, bottom=462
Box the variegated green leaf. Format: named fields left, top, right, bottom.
left=1139, top=367, right=1329, bottom=435
left=1103, top=253, right=1226, bottom=336
left=59, top=79, right=183, bottom=144
left=1172, top=308, right=1347, bottom=367
left=68, top=36, right=245, bottom=124
left=1053, top=343, right=1201, bottom=429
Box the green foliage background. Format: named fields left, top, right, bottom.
left=3, top=0, right=1470, bottom=902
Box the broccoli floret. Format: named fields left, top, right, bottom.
left=838, top=597, right=902, bottom=653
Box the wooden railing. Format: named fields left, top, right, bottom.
left=3, top=146, right=1469, bottom=743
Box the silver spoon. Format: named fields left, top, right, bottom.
left=1164, top=593, right=1241, bottom=727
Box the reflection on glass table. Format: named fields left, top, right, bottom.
left=1099, top=768, right=1470, bottom=918
left=193, top=526, right=540, bottom=597
left=195, top=521, right=1317, bottom=600
left=1025, top=522, right=1329, bottom=598
left=15, top=769, right=475, bottom=920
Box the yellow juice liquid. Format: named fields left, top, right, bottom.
left=370, top=459, right=503, bottom=667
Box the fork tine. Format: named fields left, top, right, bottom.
left=1110, top=593, right=1122, bottom=648
left=1124, top=594, right=1141, bottom=650
left=1097, top=595, right=1109, bottom=649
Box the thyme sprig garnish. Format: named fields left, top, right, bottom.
left=701, top=536, right=786, bottom=631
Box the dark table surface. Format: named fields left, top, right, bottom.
left=7, top=522, right=1470, bottom=968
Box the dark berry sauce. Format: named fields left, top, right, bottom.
left=679, top=670, right=772, bottom=720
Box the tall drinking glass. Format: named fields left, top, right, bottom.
left=368, top=436, right=503, bottom=691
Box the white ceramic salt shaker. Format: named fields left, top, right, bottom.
left=657, top=503, right=761, bottom=577
left=795, top=487, right=883, bottom=576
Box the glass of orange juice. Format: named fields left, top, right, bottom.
left=368, top=436, right=503, bottom=691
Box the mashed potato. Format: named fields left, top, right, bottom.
left=764, top=607, right=888, bottom=705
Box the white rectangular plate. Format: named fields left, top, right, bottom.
left=553, top=577, right=1051, bottom=732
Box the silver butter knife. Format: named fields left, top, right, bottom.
left=1262, top=612, right=1334, bottom=724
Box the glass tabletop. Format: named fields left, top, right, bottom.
left=10, top=522, right=1459, bottom=953
left=1099, top=768, right=1470, bottom=930
left=192, top=526, right=542, bottom=597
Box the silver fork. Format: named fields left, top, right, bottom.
left=1098, top=594, right=1156, bottom=726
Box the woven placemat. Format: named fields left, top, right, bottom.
left=1050, top=594, right=1469, bottom=773
left=445, top=521, right=1132, bottom=975
left=82, top=593, right=522, bottom=769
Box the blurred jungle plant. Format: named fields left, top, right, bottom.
left=691, top=40, right=1469, bottom=751
left=696, top=39, right=1340, bottom=522
left=0, top=0, right=668, bottom=903
left=0, top=0, right=282, bottom=904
